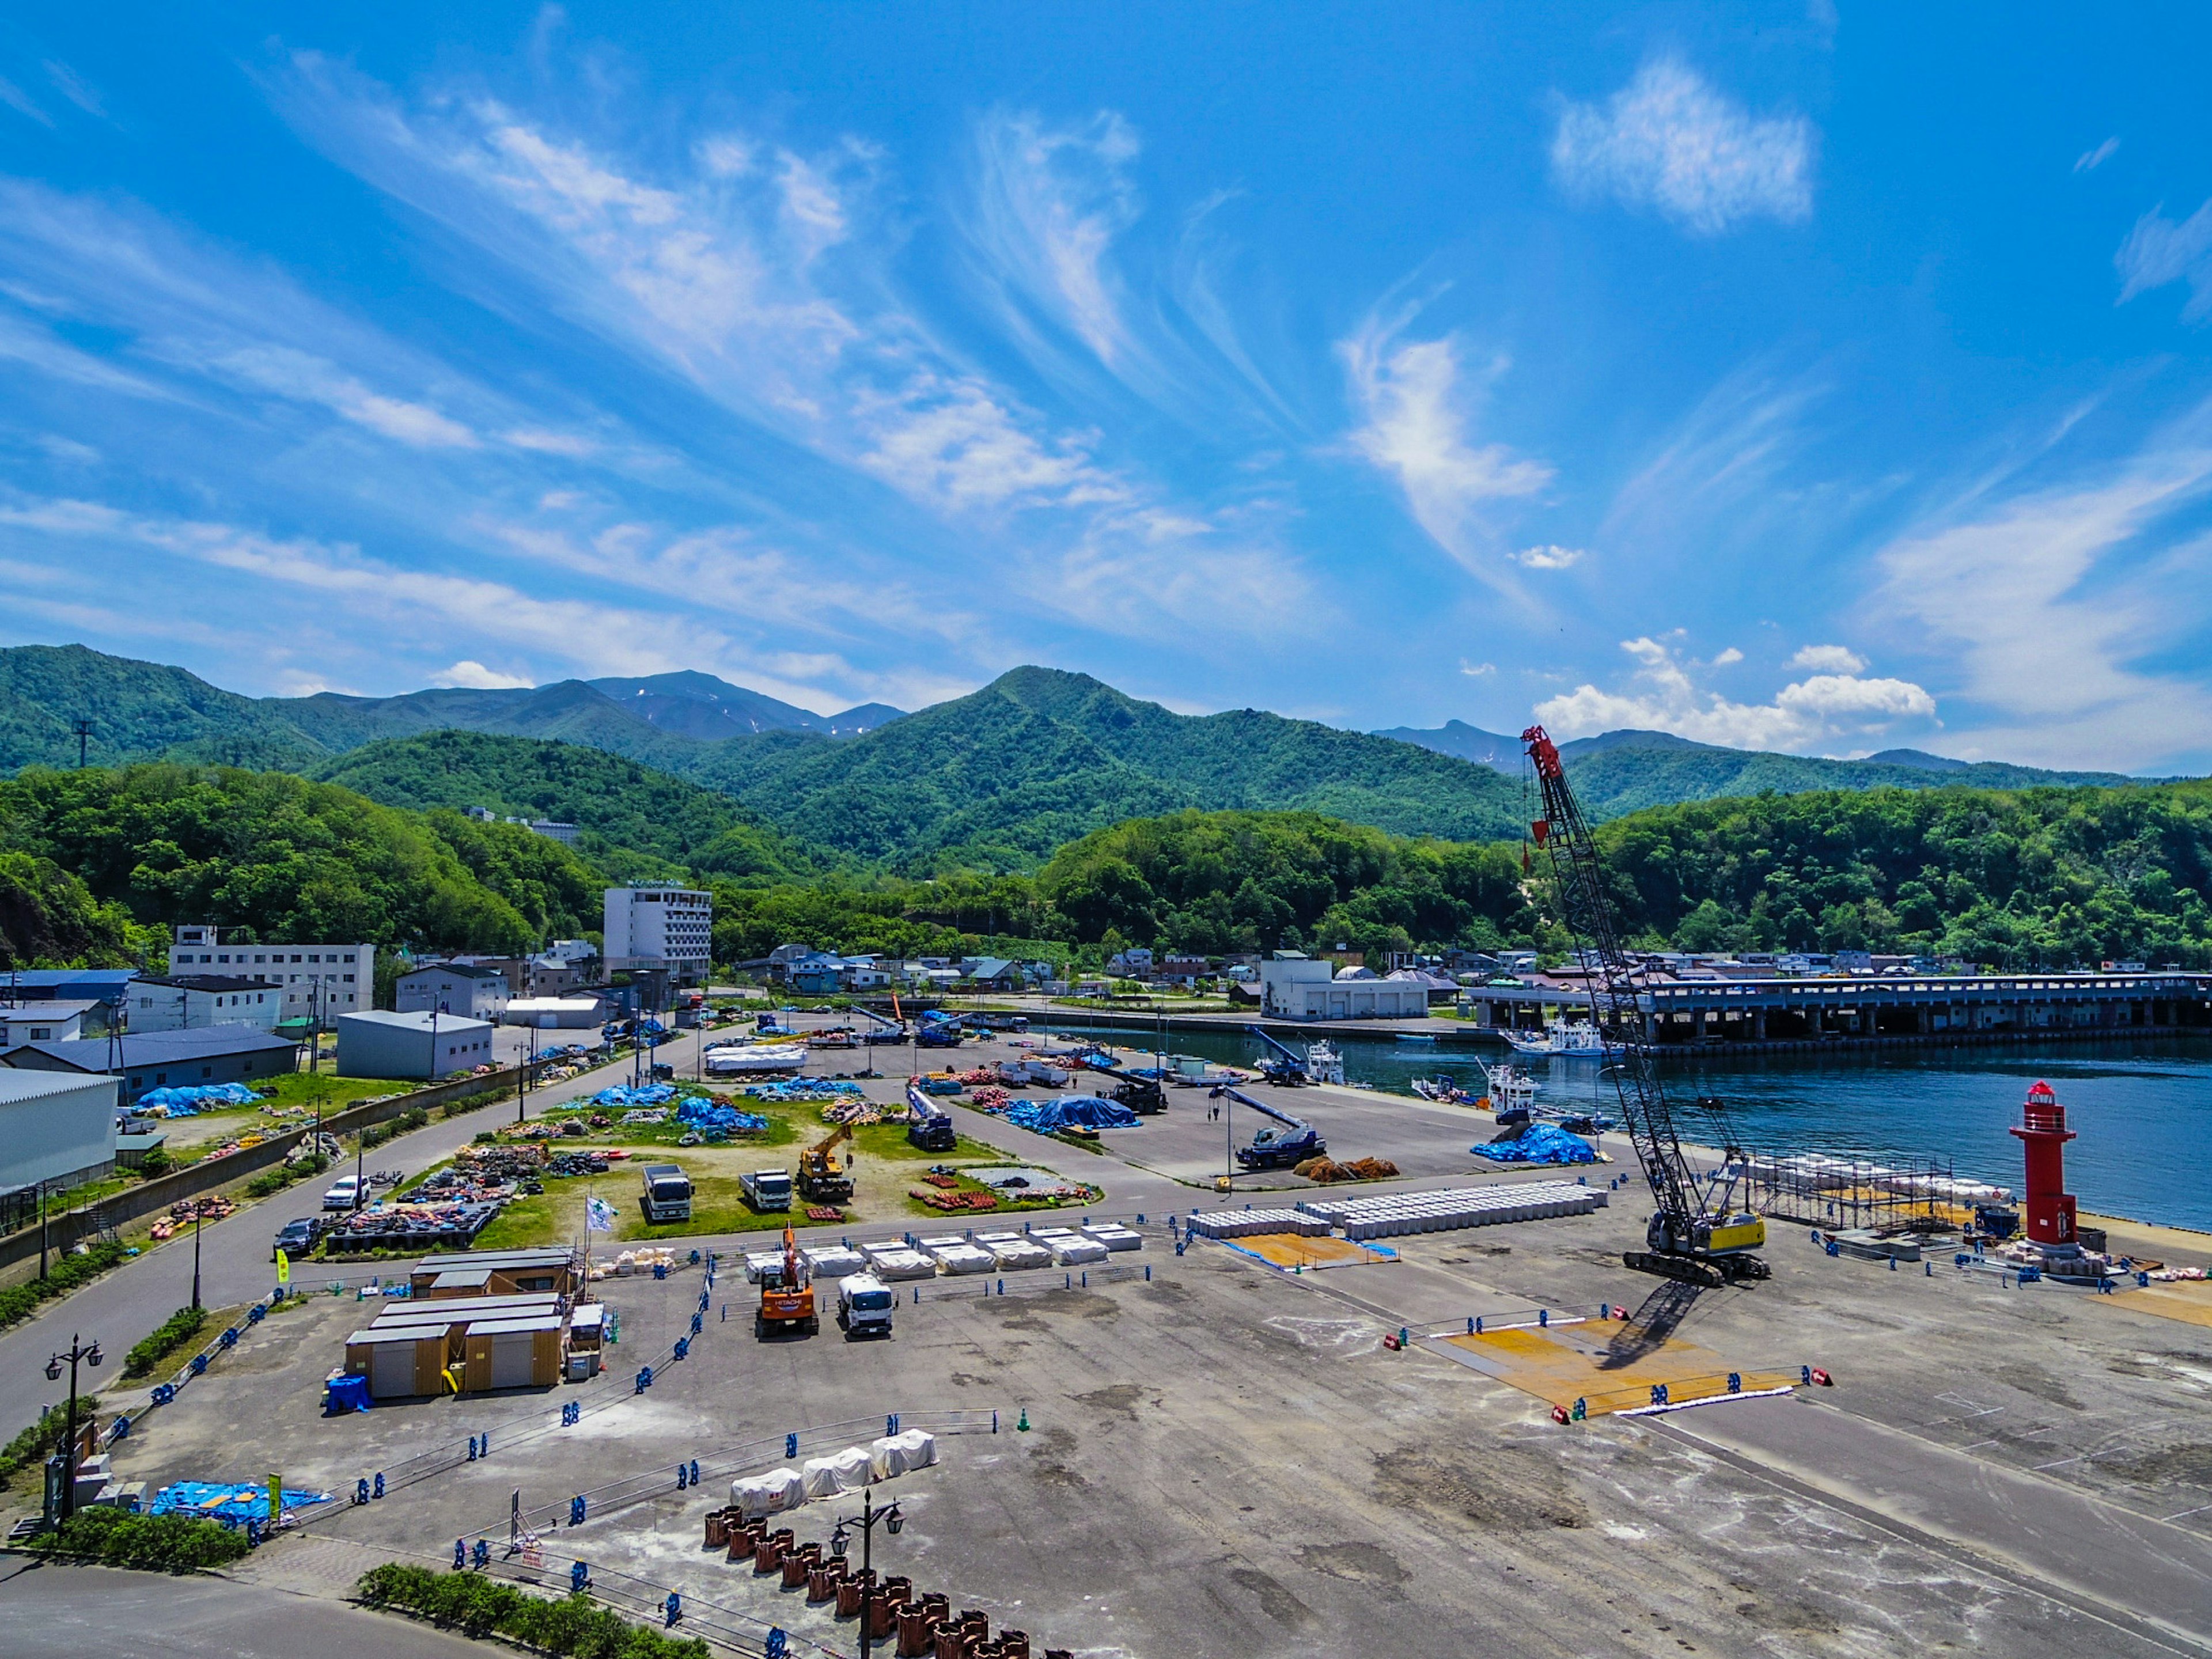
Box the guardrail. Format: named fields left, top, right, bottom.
left=101, top=1286, right=296, bottom=1448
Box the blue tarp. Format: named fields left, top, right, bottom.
left=591, top=1083, right=677, bottom=1110
left=137, top=1082, right=259, bottom=1115
left=151, top=1480, right=331, bottom=1524
left=323, top=1373, right=372, bottom=1415
left=1468, top=1122, right=1597, bottom=1165
left=676, top=1096, right=770, bottom=1132
left=1007, top=1095, right=1140, bottom=1134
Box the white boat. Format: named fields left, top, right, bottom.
left=1502, top=1018, right=1623, bottom=1058
left=703, top=1042, right=808, bottom=1077
left=1304, top=1039, right=1346, bottom=1085
left=1479, top=1060, right=1540, bottom=1117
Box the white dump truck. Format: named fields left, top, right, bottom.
left=639, top=1162, right=694, bottom=1222
left=836, top=1272, right=895, bottom=1339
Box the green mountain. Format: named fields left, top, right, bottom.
left=687, top=666, right=1532, bottom=865
left=308, top=730, right=818, bottom=880
left=0, top=643, right=328, bottom=771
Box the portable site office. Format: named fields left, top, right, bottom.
left=343, top=1293, right=568, bottom=1399
left=343, top=1325, right=452, bottom=1400
left=460, top=1314, right=565, bottom=1391
left=409, top=1247, right=577, bottom=1298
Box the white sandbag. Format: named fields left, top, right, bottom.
left=980, top=1237, right=1051, bottom=1270
left=804, top=1246, right=866, bottom=1278
left=890, top=1427, right=937, bottom=1469
left=732, top=1467, right=805, bottom=1516
left=928, top=1243, right=996, bottom=1275
left=801, top=1445, right=874, bottom=1499
left=863, top=1247, right=936, bottom=1281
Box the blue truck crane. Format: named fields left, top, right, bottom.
left=1244, top=1025, right=1312, bottom=1086
left=1210, top=1084, right=1326, bottom=1169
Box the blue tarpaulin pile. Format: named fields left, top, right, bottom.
left=136, top=1082, right=259, bottom=1116
left=151, top=1480, right=331, bottom=1524
left=592, top=1083, right=676, bottom=1111
left=676, top=1096, right=770, bottom=1132
left=740, top=1080, right=865, bottom=1102
left=1007, top=1095, right=1140, bottom=1134
left=1468, top=1122, right=1597, bottom=1165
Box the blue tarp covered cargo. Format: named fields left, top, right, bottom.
left=1008, top=1095, right=1140, bottom=1134
left=1468, top=1122, right=1597, bottom=1165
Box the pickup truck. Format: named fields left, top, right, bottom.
left=740, top=1168, right=792, bottom=1213
left=321, top=1174, right=363, bottom=1211
left=639, top=1162, right=693, bottom=1223
left=272, top=1216, right=322, bottom=1261
left=836, top=1272, right=895, bottom=1339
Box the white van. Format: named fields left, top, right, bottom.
left=836, top=1273, right=895, bottom=1339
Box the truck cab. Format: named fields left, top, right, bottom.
left=836, top=1273, right=895, bottom=1339
left=640, top=1162, right=693, bottom=1222
left=907, top=1114, right=956, bottom=1153
left=740, top=1168, right=793, bottom=1212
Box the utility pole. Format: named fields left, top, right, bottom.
left=191, top=1202, right=203, bottom=1312
left=70, top=718, right=91, bottom=768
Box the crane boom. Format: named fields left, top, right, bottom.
left=1521, top=725, right=1767, bottom=1286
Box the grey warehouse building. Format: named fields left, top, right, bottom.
left=336, top=1009, right=497, bottom=1081
left=0, top=1070, right=120, bottom=1195
left=1, top=1027, right=300, bottom=1105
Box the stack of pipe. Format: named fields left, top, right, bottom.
left=1298, top=1182, right=1603, bottom=1240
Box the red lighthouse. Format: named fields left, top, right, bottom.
left=2009, top=1080, right=2078, bottom=1247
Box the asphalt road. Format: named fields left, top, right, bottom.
left=0, top=1558, right=490, bottom=1659
left=0, top=1032, right=706, bottom=1437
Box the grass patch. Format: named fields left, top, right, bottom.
left=31, top=1506, right=249, bottom=1573
left=623, top=1175, right=810, bottom=1242
left=0, top=1239, right=128, bottom=1331
left=123, top=1305, right=209, bottom=1377
left=0, top=1395, right=97, bottom=1491
left=522, top=1099, right=804, bottom=1152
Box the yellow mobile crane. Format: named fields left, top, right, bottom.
left=1521, top=725, right=1768, bottom=1287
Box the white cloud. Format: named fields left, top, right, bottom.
left=1459, top=660, right=1495, bottom=677
left=1341, top=316, right=1552, bottom=581
left=1551, top=59, right=1815, bottom=234
left=2116, top=199, right=2212, bottom=323
left=42, top=62, right=104, bottom=119
left=1873, top=427, right=2212, bottom=768
left=1513, top=543, right=1583, bottom=570
left=1535, top=636, right=1934, bottom=752
left=856, top=374, right=1125, bottom=513
left=1790, top=643, right=1866, bottom=673
left=436, top=660, right=534, bottom=689
left=502, top=427, right=599, bottom=457
left=0, top=75, right=51, bottom=128
left=217, top=346, right=479, bottom=448
left=1710, top=646, right=1743, bottom=666
left=2074, top=137, right=2120, bottom=174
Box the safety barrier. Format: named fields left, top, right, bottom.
left=102, top=1286, right=294, bottom=1448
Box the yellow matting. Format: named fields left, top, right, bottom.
left=1230, top=1233, right=1391, bottom=1270
left=1433, top=1321, right=1793, bottom=1416
left=2091, top=1279, right=2212, bottom=1330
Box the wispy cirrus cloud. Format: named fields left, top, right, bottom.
left=2074, top=137, right=2120, bottom=174
left=1340, top=312, right=1552, bottom=584
left=2116, top=198, right=2212, bottom=323
left=1551, top=59, right=1815, bottom=234
left=1536, top=635, right=1936, bottom=753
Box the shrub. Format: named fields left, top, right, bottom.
left=32, top=1506, right=251, bottom=1572
left=0, top=1239, right=128, bottom=1330
left=397, top=1105, right=431, bottom=1131
left=356, top=1565, right=709, bottom=1659
left=0, top=1395, right=99, bottom=1491
left=123, top=1305, right=207, bottom=1378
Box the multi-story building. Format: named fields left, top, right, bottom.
left=127, top=975, right=284, bottom=1033
left=168, top=925, right=374, bottom=1026
left=396, top=961, right=512, bottom=1020
left=603, top=887, right=712, bottom=982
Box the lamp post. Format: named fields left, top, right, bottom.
left=44, top=1333, right=103, bottom=1523
left=829, top=1491, right=903, bottom=1659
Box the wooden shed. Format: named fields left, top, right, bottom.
left=343, top=1326, right=450, bottom=1400
left=423, top=1268, right=494, bottom=1299
left=411, top=1248, right=577, bottom=1298
left=460, top=1313, right=566, bottom=1392
left=356, top=1294, right=561, bottom=1379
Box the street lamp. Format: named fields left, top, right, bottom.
left=828, top=1491, right=904, bottom=1659
left=44, top=1333, right=103, bottom=1523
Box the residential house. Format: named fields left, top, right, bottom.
left=0, top=1000, right=101, bottom=1047
left=397, top=961, right=512, bottom=1020
left=128, top=975, right=283, bottom=1033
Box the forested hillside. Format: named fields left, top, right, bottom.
left=0, top=764, right=607, bottom=963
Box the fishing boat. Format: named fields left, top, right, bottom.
left=1411, top=1073, right=1474, bottom=1104
left=1502, top=1018, right=1622, bottom=1058
left=1478, top=1059, right=1540, bottom=1124
left=1304, top=1039, right=1346, bottom=1085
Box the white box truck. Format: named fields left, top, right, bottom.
left=740, top=1168, right=792, bottom=1213
left=836, top=1272, right=895, bottom=1338
left=640, top=1162, right=693, bottom=1222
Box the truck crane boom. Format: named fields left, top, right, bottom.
left=1244, top=1024, right=1311, bottom=1085
left=1521, top=725, right=1767, bottom=1287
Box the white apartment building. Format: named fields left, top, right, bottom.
left=396, top=961, right=511, bottom=1020
left=169, top=925, right=374, bottom=1025
left=603, top=887, right=712, bottom=979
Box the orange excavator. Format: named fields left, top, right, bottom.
left=756, top=1222, right=819, bottom=1338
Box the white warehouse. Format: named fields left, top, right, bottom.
left=1259, top=955, right=1428, bottom=1021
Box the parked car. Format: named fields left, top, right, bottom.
left=321, top=1174, right=363, bottom=1211
left=272, top=1216, right=320, bottom=1261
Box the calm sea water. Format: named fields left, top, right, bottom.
left=1044, top=1019, right=2212, bottom=1232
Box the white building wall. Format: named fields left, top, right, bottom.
left=603, top=888, right=712, bottom=974
left=0, top=1071, right=119, bottom=1191
left=169, top=925, right=374, bottom=1022
left=128, top=982, right=283, bottom=1033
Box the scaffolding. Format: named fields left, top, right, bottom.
left=1737, top=1151, right=2010, bottom=1234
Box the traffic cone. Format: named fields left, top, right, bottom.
left=1016, top=1408, right=1030, bottom=1432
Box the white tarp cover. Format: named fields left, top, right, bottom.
left=863, top=1247, right=937, bottom=1281
left=802, top=1446, right=874, bottom=1499
left=743, top=1251, right=788, bottom=1283
left=1044, top=1235, right=1109, bottom=1265
left=804, top=1246, right=866, bottom=1278
left=1082, top=1224, right=1143, bottom=1252
left=869, top=1427, right=940, bottom=1480
left=732, top=1467, right=806, bottom=1516
left=980, top=1237, right=1051, bottom=1270
left=927, top=1242, right=996, bottom=1274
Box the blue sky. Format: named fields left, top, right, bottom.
left=2, top=5, right=2210, bottom=771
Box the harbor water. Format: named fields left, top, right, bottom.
left=1046, top=1021, right=2212, bottom=1233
